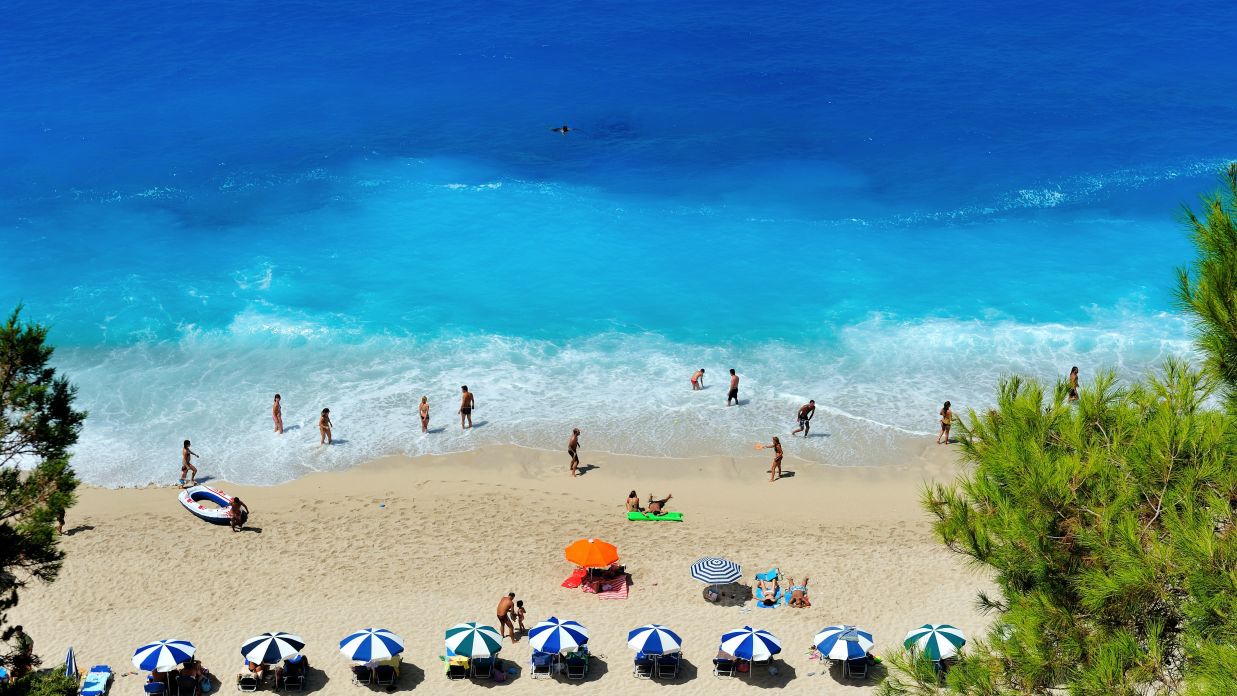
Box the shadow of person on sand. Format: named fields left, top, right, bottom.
left=238, top=525, right=263, bottom=534
left=281, top=425, right=302, bottom=432
left=469, top=420, right=489, bottom=429
left=426, top=427, right=447, bottom=434
left=576, top=463, right=600, bottom=476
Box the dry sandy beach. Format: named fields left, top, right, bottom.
left=15, top=441, right=993, bottom=694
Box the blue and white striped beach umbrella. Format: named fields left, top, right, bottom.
left=627, top=624, right=683, bottom=655
left=339, top=628, right=404, bottom=662
left=814, top=625, right=875, bottom=660
left=690, top=557, right=742, bottom=585
left=904, top=624, right=966, bottom=660
left=242, top=632, right=306, bottom=665
left=527, top=617, right=588, bottom=655
left=64, top=646, right=77, bottom=677
left=719, top=626, right=782, bottom=662
left=132, top=640, right=196, bottom=671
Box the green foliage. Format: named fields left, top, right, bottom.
left=879, top=361, right=1237, bottom=695
left=0, top=668, right=79, bottom=696
left=1177, top=163, right=1237, bottom=411
left=0, top=306, right=84, bottom=647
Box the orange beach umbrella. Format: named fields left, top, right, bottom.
left=565, top=538, right=619, bottom=568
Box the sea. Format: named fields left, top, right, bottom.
left=2, top=0, right=1235, bottom=486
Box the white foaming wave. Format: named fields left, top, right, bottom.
left=57, top=306, right=1196, bottom=487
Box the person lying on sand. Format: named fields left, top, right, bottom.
left=626, top=491, right=643, bottom=512
left=756, top=575, right=782, bottom=606
left=647, top=493, right=673, bottom=514
left=788, top=576, right=811, bottom=608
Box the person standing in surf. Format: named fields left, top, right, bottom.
left=727, top=368, right=740, bottom=406
left=691, top=368, right=705, bottom=390
left=419, top=395, right=430, bottom=433
left=1067, top=366, right=1080, bottom=402
left=459, top=385, right=475, bottom=429
left=937, top=401, right=952, bottom=444
left=272, top=393, right=283, bottom=434
left=319, top=408, right=333, bottom=445
left=791, top=400, right=816, bottom=437
left=180, top=440, right=199, bottom=487
left=568, top=428, right=581, bottom=476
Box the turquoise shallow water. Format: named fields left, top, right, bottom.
left=1, top=1, right=1233, bottom=484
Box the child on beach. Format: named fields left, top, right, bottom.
left=514, top=600, right=526, bottom=635
left=319, top=408, right=333, bottom=445
left=180, top=440, right=199, bottom=487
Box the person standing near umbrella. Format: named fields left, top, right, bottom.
left=497, top=592, right=517, bottom=642
left=568, top=428, right=581, bottom=477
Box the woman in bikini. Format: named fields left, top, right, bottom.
left=419, top=396, right=430, bottom=433
left=1067, top=366, right=1080, bottom=402
left=626, top=491, right=643, bottom=512
left=937, top=401, right=952, bottom=444
left=272, top=394, right=283, bottom=434
left=319, top=408, right=333, bottom=445
left=761, top=436, right=784, bottom=482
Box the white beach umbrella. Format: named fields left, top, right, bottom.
left=242, top=632, right=305, bottom=665
left=814, top=625, right=875, bottom=660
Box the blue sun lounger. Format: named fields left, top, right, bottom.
left=80, top=665, right=112, bottom=696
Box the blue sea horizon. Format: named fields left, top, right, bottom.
left=2, top=0, right=1234, bottom=485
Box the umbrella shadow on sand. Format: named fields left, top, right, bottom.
left=709, top=582, right=753, bottom=607
left=746, top=659, right=798, bottom=689
left=823, top=658, right=887, bottom=686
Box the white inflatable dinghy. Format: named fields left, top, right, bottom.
left=179, top=484, right=244, bottom=525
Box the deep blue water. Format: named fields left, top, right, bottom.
left=2, top=1, right=1234, bottom=484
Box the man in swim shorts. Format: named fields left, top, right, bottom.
left=691, top=368, right=705, bottom=390
left=791, top=400, right=816, bottom=437
left=496, top=592, right=517, bottom=642
left=727, top=369, right=740, bottom=406
left=568, top=428, right=581, bottom=476
left=459, top=385, right=474, bottom=429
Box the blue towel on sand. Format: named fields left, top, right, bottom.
left=81, top=665, right=112, bottom=696
left=754, top=568, right=779, bottom=582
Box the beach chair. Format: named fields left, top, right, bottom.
left=374, top=664, right=397, bottom=687
left=712, top=656, right=736, bottom=678
left=565, top=647, right=589, bottom=679
left=236, top=672, right=259, bottom=692
left=174, top=675, right=199, bottom=696
left=844, top=657, right=869, bottom=680
left=80, top=665, right=112, bottom=696
left=280, top=655, right=307, bottom=691
left=531, top=651, right=555, bottom=679
left=143, top=681, right=167, bottom=694
left=351, top=665, right=373, bottom=686
left=656, top=653, right=681, bottom=679
left=471, top=656, right=496, bottom=679
left=633, top=652, right=654, bottom=679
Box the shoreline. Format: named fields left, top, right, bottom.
left=17, top=442, right=992, bottom=694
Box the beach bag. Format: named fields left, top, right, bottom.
left=200, top=676, right=213, bottom=692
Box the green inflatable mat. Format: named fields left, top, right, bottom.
left=627, top=511, right=684, bottom=522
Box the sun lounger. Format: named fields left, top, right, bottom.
left=79, top=665, right=111, bottom=696
left=374, top=664, right=396, bottom=687
left=174, top=675, right=199, bottom=696
left=656, top=653, right=681, bottom=679
left=565, top=647, right=589, bottom=679
left=280, top=654, right=307, bottom=691
left=235, top=672, right=259, bottom=692
left=633, top=652, right=654, bottom=679
left=471, top=656, right=496, bottom=680
left=627, top=511, right=684, bottom=521
left=712, top=656, right=736, bottom=678
left=530, top=650, right=555, bottom=679
left=445, top=656, right=469, bottom=681
left=351, top=665, right=373, bottom=686
left=142, top=681, right=166, bottom=694
left=844, top=657, right=868, bottom=680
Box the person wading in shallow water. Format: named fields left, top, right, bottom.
left=459, top=386, right=474, bottom=429
left=727, top=368, right=740, bottom=406
left=937, top=401, right=952, bottom=444
left=791, top=400, right=816, bottom=437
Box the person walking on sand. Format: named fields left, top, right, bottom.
left=568, top=428, right=581, bottom=476
left=1068, top=366, right=1080, bottom=402
left=229, top=496, right=250, bottom=532
left=937, top=401, right=952, bottom=444
left=497, top=592, right=517, bottom=642
left=272, top=394, right=283, bottom=434
left=759, top=436, right=784, bottom=482
left=514, top=600, right=527, bottom=636
left=691, top=368, right=705, bottom=390
left=791, top=400, right=816, bottom=437
left=180, top=440, right=199, bottom=487
left=459, top=385, right=475, bottom=429
left=319, top=408, right=333, bottom=445
left=727, top=368, right=740, bottom=406
left=419, top=396, right=430, bottom=433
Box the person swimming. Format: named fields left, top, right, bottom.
left=551, top=125, right=571, bottom=134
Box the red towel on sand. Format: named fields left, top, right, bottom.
left=597, top=579, right=630, bottom=600
left=561, top=567, right=586, bottom=589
